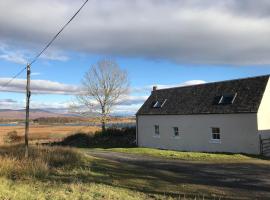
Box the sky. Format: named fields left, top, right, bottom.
left=0, top=0, right=270, bottom=116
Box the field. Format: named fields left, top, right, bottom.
left=0, top=125, right=270, bottom=199
left=0, top=145, right=198, bottom=200
left=0, top=145, right=270, bottom=200
left=0, top=125, right=100, bottom=144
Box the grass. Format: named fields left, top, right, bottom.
left=103, top=147, right=262, bottom=162
left=0, top=178, right=161, bottom=200
left=0, top=144, right=85, bottom=180
left=0, top=125, right=100, bottom=144
left=0, top=144, right=196, bottom=200
left=0, top=126, right=268, bottom=200
left=0, top=144, right=268, bottom=199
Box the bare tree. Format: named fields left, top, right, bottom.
left=77, top=59, right=129, bottom=132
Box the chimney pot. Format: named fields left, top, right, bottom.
left=153, top=86, right=157, bottom=91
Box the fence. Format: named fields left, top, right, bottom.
left=260, top=136, right=270, bottom=156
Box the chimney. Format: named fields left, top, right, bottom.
left=153, top=86, right=157, bottom=91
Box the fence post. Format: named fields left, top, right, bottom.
left=259, top=134, right=263, bottom=155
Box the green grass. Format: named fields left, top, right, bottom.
left=0, top=144, right=218, bottom=200
left=1, top=145, right=267, bottom=199
left=0, top=178, right=161, bottom=200
left=104, top=147, right=260, bottom=161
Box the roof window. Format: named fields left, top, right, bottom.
left=152, top=99, right=167, bottom=108
left=213, top=93, right=237, bottom=105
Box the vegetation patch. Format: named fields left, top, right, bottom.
left=0, top=144, right=85, bottom=180
left=0, top=144, right=264, bottom=199
left=0, top=144, right=220, bottom=200
left=3, top=131, right=23, bottom=144
left=105, top=147, right=258, bottom=161
left=60, top=127, right=136, bottom=148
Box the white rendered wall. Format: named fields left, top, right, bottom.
left=137, top=113, right=259, bottom=155
left=258, top=77, right=270, bottom=131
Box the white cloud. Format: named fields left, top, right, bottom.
left=40, top=51, right=69, bottom=62
left=0, top=43, right=69, bottom=64
left=0, top=45, right=27, bottom=64
left=0, top=78, right=207, bottom=115
left=31, top=72, right=41, bottom=76
left=134, top=80, right=207, bottom=93
left=117, top=95, right=148, bottom=106
left=153, top=80, right=207, bottom=90
left=0, top=98, right=21, bottom=110
left=0, top=78, right=80, bottom=95
left=1, top=1, right=270, bottom=65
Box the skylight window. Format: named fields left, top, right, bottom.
left=152, top=99, right=167, bottom=108
left=213, top=93, right=237, bottom=105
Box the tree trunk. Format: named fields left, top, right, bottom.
left=101, top=121, right=105, bottom=133
left=101, top=107, right=106, bottom=132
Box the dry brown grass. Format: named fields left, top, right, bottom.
left=0, top=125, right=100, bottom=144
left=0, top=144, right=84, bottom=180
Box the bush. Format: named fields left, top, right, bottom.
left=0, top=144, right=85, bottom=180
left=61, top=127, right=136, bottom=148
left=4, top=131, right=23, bottom=144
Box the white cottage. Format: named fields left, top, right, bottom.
left=136, top=75, right=270, bottom=155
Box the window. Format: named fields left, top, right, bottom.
left=213, top=93, right=237, bottom=105
left=219, top=93, right=237, bottom=105
left=152, top=101, right=161, bottom=108
left=173, top=127, right=180, bottom=138
left=211, top=127, right=221, bottom=143
left=154, top=125, right=160, bottom=137
left=152, top=99, right=167, bottom=108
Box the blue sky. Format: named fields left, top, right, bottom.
left=1, top=0, right=270, bottom=115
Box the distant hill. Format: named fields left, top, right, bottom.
left=0, top=109, right=72, bottom=119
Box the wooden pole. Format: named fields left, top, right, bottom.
left=25, top=64, right=31, bottom=158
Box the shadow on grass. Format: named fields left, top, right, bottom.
left=1, top=144, right=269, bottom=199
left=38, top=152, right=270, bottom=200
left=44, top=156, right=226, bottom=199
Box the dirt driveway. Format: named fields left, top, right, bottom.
left=87, top=150, right=270, bottom=199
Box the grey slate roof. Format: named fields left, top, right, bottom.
left=137, top=75, right=270, bottom=115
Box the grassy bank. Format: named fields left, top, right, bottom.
left=1, top=145, right=268, bottom=199
left=0, top=144, right=196, bottom=200
left=103, top=147, right=263, bottom=162
left=0, top=144, right=86, bottom=180
left=0, top=178, right=159, bottom=200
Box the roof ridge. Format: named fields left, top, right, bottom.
left=155, top=74, right=270, bottom=92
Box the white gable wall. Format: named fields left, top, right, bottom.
left=257, top=77, right=270, bottom=131
left=137, top=113, right=260, bottom=155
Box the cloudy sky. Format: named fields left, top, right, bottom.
left=1, top=0, right=270, bottom=115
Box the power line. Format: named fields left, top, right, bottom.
left=0, top=66, right=26, bottom=88
left=29, top=0, right=89, bottom=66
left=1, top=0, right=89, bottom=89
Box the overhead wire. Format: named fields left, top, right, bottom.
left=29, top=0, right=89, bottom=66
left=0, top=66, right=26, bottom=89
left=0, top=0, right=89, bottom=89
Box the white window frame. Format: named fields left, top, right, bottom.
left=172, top=126, right=180, bottom=139
left=153, top=124, right=160, bottom=138
left=210, top=127, right=221, bottom=143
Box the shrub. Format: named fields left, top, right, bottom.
left=3, top=131, right=23, bottom=144
left=61, top=127, right=136, bottom=148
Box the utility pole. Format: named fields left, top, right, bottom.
left=25, top=64, right=31, bottom=158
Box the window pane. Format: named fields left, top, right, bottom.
left=212, top=128, right=220, bottom=134
left=212, top=133, right=221, bottom=140
left=154, top=125, right=159, bottom=135
left=173, top=127, right=179, bottom=136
